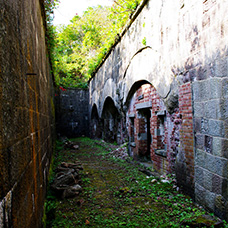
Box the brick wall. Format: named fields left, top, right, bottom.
left=127, top=83, right=183, bottom=174
left=176, top=82, right=194, bottom=196
left=0, top=0, right=55, bottom=227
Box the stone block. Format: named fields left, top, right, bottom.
left=222, top=78, right=228, bottom=98
left=208, top=119, right=224, bottom=137
left=205, top=100, right=222, bottom=120
left=195, top=133, right=204, bottom=149
left=192, top=81, right=210, bottom=102
left=222, top=158, right=228, bottom=178
left=203, top=169, right=213, bottom=191
left=205, top=190, right=216, bottom=211
left=195, top=149, right=206, bottom=168
left=205, top=153, right=217, bottom=174
left=135, top=101, right=152, bottom=110
left=213, top=137, right=223, bottom=157
left=195, top=166, right=204, bottom=186
left=193, top=102, right=205, bottom=118
left=220, top=98, right=228, bottom=120
left=210, top=78, right=223, bottom=99
left=206, top=154, right=228, bottom=177
left=212, top=174, right=223, bottom=195
left=195, top=183, right=206, bottom=205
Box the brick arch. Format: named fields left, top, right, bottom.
left=124, top=80, right=151, bottom=108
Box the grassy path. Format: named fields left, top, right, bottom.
left=45, top=138, right=226, bottom=228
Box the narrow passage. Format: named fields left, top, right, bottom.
left=46, top=138, right=224, bottom=228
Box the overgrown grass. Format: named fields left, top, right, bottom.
left=44, top=137, right=228, bottom=228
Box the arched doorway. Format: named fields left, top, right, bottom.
left=126, top=81, right=153, bottom=161
left=101, top=97, right=119, bottom=143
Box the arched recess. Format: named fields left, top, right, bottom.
left=122, top=47, right=172, bottom=104
left=126, top=80, right=153, bottom=161
left=90, top=104, right=102, bottom=139
left=99, top=78, right=118, bottom=117
left=101, top=96, right=120, bottom=143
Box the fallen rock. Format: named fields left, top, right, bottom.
left=51, top=162, right=83, bottom=199
left=61, top=162, right=83, bottom=170
left=62, top=185, right=82, bottom=198
left=64, top=140, right=80, bottom=150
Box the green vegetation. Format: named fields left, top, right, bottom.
left=142, top=37, right=147, bottom=46
left=45, top=0, right=141, bottom=88
left=45, top=138, right=228, bottom=227
left=44, top=0, right=60, bottom=69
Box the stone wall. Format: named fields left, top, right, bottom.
left=56, top=88, right=89, bottom=138
left=89, top=0, right=228, bottom=220
left=0, top=0, right=55, bottom=227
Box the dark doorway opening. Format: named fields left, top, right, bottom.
left=138, top=108, right=151, bottom=161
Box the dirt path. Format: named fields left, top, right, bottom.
left=45, top=138, right=225, bottom=228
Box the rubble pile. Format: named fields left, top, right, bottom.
left=51, top=162, right=83, bottom=199
left=109, top=143, right=129, bottom=160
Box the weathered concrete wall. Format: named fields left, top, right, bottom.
left=56, top=88, right=89, bottom=138
left=89, top=0, right=228, bottom=220
left=0, top=0, right=55, bottom=227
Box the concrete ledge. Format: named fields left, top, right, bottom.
left=136, top=101, right=152, bottom=110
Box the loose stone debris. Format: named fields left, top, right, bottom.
left=108, top=143, right=128, bottom=160
left=51, top=162, right=83, bottom=199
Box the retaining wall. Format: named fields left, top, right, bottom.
left=0, top=0, right=55, bottom=227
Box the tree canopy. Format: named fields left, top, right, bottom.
left=49, top=0, right=141, bottom=88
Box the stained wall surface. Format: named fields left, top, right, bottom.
left=89, top=0, right=228, bottom=220
left=55, top=88, right=89, bottom=138
left=0, top=0, right=55, bottom=227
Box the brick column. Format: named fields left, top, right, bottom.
left=176, top=82, right=195, bottom=196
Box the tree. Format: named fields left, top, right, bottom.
left=53, top=0, right=141, bottom=88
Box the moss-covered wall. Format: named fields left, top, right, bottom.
left=0, top=0, right=55, bottom=227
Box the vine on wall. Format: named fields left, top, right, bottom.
left=44, top=0, right=60, bottom=70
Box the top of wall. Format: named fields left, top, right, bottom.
left=89, top=0, right=149, bottom=82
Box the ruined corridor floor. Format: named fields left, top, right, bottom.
left=45, top=138, right=226, bottom=228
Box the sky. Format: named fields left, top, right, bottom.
left=53, top=0, right=113, bottom=25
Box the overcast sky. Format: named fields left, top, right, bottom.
left=53, top=0, right=113, bottom=25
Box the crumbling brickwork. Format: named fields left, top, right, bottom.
left=176, top=83, right=194, bottom=196
left=0, top=0, right=55, bottom=227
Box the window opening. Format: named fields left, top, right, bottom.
left=155, top=110, right=167, bottom=157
